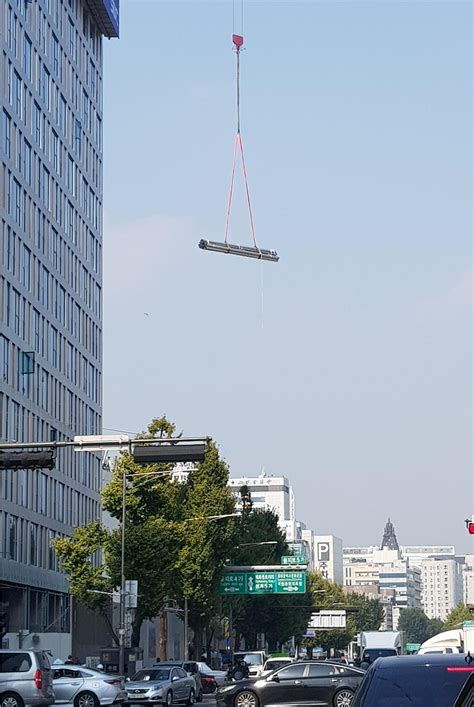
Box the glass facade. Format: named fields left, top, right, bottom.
left=0, top=0, right=108, bottom=640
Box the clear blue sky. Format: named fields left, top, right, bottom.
left=101, top=1, right=472, bottom=552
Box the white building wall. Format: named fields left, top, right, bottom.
left=313, top=536, right=343, bottom=585
left=229, top=475, right=293, bottom=521
left=420, top=558, right=463, bottom=620
left=464, top=569, right=474, bottom=605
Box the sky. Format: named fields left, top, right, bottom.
left=101, top=0, right=473, bottom=553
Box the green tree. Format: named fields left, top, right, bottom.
left=226, top=509, right=313, bottom=651
left=55, top=416, right=238, bottom=653
left=398, top=608, right=434, bottom=644
left=345, top=593, right=384, bottom=633
left=53, top=522, right=116, bottom=638
left=427, top=618, right=444, bottom=637
left=302, top=573, right=353, bottom=654
left=301, top=579, right=384, bottom=655
left=444, top=603, right=473, bottom=630
left=176, top=441, right=237, bottom=657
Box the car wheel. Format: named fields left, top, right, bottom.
left=234, top=691, right=259, bottom=707
left=333, top=689, right=354, bottom=707
left=196, top=690, right=203, bottom=702
left=75, top=691, right=100, bottom=707
left=0, top=693, right=24, bottom=707
left=186, top=689, right=195, bottom=706
left=165, top=691, right=173, bottom=707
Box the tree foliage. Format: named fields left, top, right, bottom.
left=444, top=603, right=474, bottom=630
left=302, top=575, right=384, bottom=653
left=55, top=416, right=237, bottom=649
left=227, top=509, right=313, bottom=650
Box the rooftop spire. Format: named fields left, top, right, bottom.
left=381, top=517, right=399, bottom=550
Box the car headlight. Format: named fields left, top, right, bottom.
left=218, top=686, right=236, bottom=694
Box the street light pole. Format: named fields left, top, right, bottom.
left=119, top=466, right=127, bottom=676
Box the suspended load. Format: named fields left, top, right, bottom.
left=199, top=31, right=279, bottom=263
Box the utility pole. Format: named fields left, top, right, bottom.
left=184, top=596, right=188, bottom=660
left=119, top=466, right=127, bottom=676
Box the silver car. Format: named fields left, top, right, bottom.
left=52, top=665, right=126, bottom=707
left=125, top=667, right=195, bottom=707
left=0, top=649, right=54, bottom=707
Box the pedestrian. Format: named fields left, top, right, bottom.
left=65, top=655, right=74, bottom=665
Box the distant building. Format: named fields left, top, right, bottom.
left=420, top=558, right=463, bottom=620
left=229, top=473, right=295, bottom=523
left=343, top=519, right=421, bottom=627
left=313, top=535, right=343, bottom=585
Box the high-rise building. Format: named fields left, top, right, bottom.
left=420, top=558, right=463, bottom=620
left=0, top=0, right=118, bottom=656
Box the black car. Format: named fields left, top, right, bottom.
left=217, top=660, right=365, bottom=707
left=352, top=654, right=474, bottom=706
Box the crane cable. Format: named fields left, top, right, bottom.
left=224, top=2, right=258, bottom=250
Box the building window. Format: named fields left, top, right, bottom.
left=3, top=110, right=11, bottom=159
left=23, top=34, right=32, bottom=81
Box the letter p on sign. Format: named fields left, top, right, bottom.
left=318, top=542, right=330, bottom=562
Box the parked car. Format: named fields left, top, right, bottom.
left=195, top=664, right=227, bottom=687
left=217, top=660, right=365, bottom=707
left=198, top=675, right=217, bottom=695
left=0, top=649, right=54, bottom=707
left=52, top=665, right=126, bottom=707
left=260, top=658, right=293, bottom=677
left=125, top=667, right=195, bottom=707
left=232, top=653, right=267, bottom=678
left=352, top=654, right=474, bottom=706
left=153, top=664, right=202, bottom=702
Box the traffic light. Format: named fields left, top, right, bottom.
left=0, top=449, right=56, bottom=470
left=465, top=518, right=474, bottom=535
left=132, top=443, right=206, bottom=465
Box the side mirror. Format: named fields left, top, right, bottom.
left=172, top=676, right=180, bottom=682
left=270, top=675, right=280, bottom=683
left=125, top=678, right=130, bottom=682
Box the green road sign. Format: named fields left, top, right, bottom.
left=220, top=573, right=246, bottom=594
left=463, top=621, right=474, bottom=628
left=405, top=643, right=421, bottom=652
left=220, top=571, right=306, bottom=595
left=276, top=572, right=306, bottom=593
left=281, top=555, right=306, bottom=565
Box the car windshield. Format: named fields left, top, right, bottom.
left=198, top=664, right=213, bottom=674
left=265, top=660, right=290, bottom=670
left=236, top=654, right=263, bottom=666
left=132, top=669, right=171, bottom=682
left=363, top=649, right=397, bottom=661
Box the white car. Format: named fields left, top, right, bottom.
left=260, top=657, right=294, bottom=677
left=52, top=665, right=127, bottom=707
left=233, top=652, right=267, bottom=677
left=195, top=663, right=228, bottom=687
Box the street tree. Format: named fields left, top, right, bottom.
left=444, top=603, right=473, bottom=630
left=397, top=608, right=434, bottom=644
left=175, top=441, right=237, bottom=657
left=55, top=415, right=238, bottom=655
left=226, top=509, right=313, bottom=651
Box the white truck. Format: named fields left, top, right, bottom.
left=418, top=623, right=474, bottom=656
left=359, top=631, right=403, bottom=664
